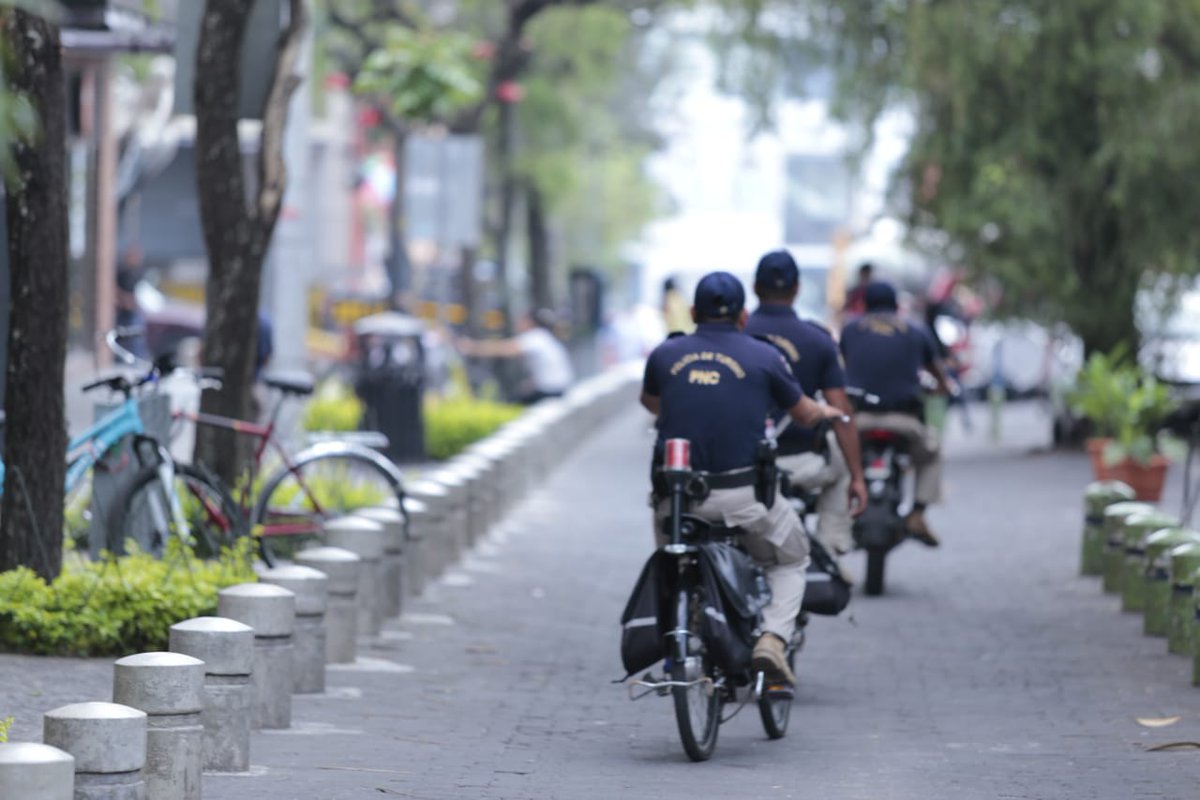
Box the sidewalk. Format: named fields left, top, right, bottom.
left=4, top=402, right=1200, bottom=798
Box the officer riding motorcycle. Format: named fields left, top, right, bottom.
left=840, top=281, right=953, bottom=545
left=641, top=271, right=845, bottom=684
left=744, top=250, right=868, bottom=566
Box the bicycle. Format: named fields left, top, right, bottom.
left=0, top=332, right=240, bottom=560
left=126, top=358, right=409, bottom=566
left=625, top=438, right=802, bottom=761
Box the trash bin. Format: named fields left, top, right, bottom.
left=1169, top=545, right=1200, bottom=655
left=1081, top=481, right=1135, bottom=575
left=1101, top=502, right=1155, bottom=594
left=1144, top=528, right=1200, bottom=637
left=1120, top=511, right=1178, bottom=613
left=353, top=312, right=426, bottom=463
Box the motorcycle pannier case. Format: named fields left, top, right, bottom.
left=619, top=551, right=671, bottom=675
left=801, top=536, right=852, bottom=616
left=697, top=542, right=772, bottom=673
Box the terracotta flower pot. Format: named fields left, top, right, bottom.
left=1086, top=437, right=1117, bottom=481
left=1109, top=455, right=1171, bottom=502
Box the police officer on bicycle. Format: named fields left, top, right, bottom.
left=744, top=250, right=868, bottom=560
left=641, top=271, right=845, bottom=685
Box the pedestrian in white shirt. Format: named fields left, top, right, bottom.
left=458, top=309, right=575, bottom=404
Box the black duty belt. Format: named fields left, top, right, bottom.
left=703, top=467, right=758, bottom=490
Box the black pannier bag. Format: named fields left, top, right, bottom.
left=801, top=536, right=852, bottom=616
left=696, top=542, right=772, bottom=674
left=619, top=551, right=671, bottom=676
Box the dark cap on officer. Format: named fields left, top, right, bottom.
left=864, top=280, right=899, bottom=312
left=754, top=250, right=800, bottom=292
left=693, top=271, right=745, bottom=320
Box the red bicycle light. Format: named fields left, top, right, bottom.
left=664, top=438, right=691, bottom=471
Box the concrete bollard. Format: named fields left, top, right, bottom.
left=0, top=742, right=75, bottom=799
left=406, top=480, right=451, bottom=579
left=1081, top=481, right=1136, bottom=576
left=1168, top=545, right=1200, bottom=654
left=456, top=453, right=498, bottom=535
left=44, top=702, right=147, bottom=800
left=426, top=470, right=469, bottom=563
left=295, top=546, right=361, bottom=664
left=400, top=497, right=429, bottom=598
left=1144, top=529, right=1200, bottom=636
left=218, top=583, right=295, bottom=729
left=168, top=617, right=254, bottom=773
left=259, top=565, right=329, bottom=693
left=1120, top=511, right=1178, bottom=613
left=1101, top=501, right=1155, bottom=594
left=324, top=516, right=387, bottom=638
left=112, top=652, right=205, bottom=800
left=353, top=506, right=408, bottom=618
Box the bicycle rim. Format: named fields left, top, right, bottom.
left=115, top=464, right=243, bottom=559
left=255, top=453, right=401, bottom=565
left=758, top=649, right=795, bottom=740
left=671, top=590, right=721, bottom=761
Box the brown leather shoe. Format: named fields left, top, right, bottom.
left=752, top=633, right=796, bottom=685
left=904, top=509, right=941, bottom=547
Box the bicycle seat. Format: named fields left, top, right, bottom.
left=262, top=370, right=315, bottom=396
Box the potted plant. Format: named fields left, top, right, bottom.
left=1069, top=349, right=1138, bottom=479
left=1101, top=374, right=1179, bottom=501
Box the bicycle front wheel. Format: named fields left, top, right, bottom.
left=111, top=463, right=245, bottom=559
left=253, top=450, right=404, bottom=566
left=672, top=588, right=721, bottom=762
left=758, top=648, right=796, bottom=739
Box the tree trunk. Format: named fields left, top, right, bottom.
left=0, top=11, right=69, bottom=580
left=526, top=180, right=552, bottom=312
left=386, top=129, right=412, bottom=308
left=493, top=98, right=517, bottom=335
left=193, top=0, right=307, bottom=486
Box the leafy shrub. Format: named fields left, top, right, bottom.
left=302, top=379, right=365, bottom=432
left=0, top=715, right=11, bottom=743
left=424, top=397, right=522, bottom=460
left=0, top=539, right=256, bottom=657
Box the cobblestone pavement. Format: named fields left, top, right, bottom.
left=5, top=401, right=1200, bottom=799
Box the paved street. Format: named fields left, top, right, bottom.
left=6, top=400, right=1200, bottom=798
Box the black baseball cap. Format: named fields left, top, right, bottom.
left=864, top=281, right=898, bottom=311
left=754, top=249, right=799, bottom=291
left=693, top=271, right=745, bottom=319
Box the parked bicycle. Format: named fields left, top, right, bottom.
left=108, top=337, right=410, bottom=566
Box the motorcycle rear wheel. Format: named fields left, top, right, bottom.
left=757, top=648, right=796, bottom=739
left=865, top=549, right=887, bottom=595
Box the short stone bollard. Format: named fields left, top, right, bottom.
left=324, top=516, right=387, bottom=638
left=1168, top=545, right=1200, bottom=654
left=259, top=565, right=329, bottom=693
left=1120, top=511, right=1178, bottom=613
left=1081, top=481, right=1135, bottom=576
left=426, top=470, right=469, bottom=563
left=112, top=652, right=205, bottom=800
left=295, top=546, right=361, bottom=664
left=406, top=480, right=451, bottom=579
left=168, top=617, right=254, bottom=773
left=0, top=742, right=75, bottom=799
left=1101, top=501, right=1155, bottom=594
left=218, top=583, right=295, bottom=729
left=44, top=702, right=147, bottom=800
left=1143, top=529, right=1200, bottom=637
left=353, top=506, right=408, bottom=619
left=400, top=496, right=429, bottom=598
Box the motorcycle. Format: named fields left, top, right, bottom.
left=848, top=390, right=912, bottom=596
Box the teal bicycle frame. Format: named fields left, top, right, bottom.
left=0, top=395, right=191, bottom=548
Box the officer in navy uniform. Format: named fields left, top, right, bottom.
left=744, top=250, right=867, bottom=559
left=840, top=281, right=952, bottom=545
left=640, top=271, right=845, bottom=685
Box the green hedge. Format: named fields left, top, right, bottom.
left=424, top=397, right=523, bottom=460
left=0, top=540, right=256, bottom=657
left=302, top=378, right=365, bottom=432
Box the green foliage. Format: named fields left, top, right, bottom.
left=353, top=25, right=483, bottom=125
left=424, top=397, right=521, bottom=461
left=302, top=379, right=365, bottom=432
left=0, top=715, right=12, bottom=743
left=0, top=539, right=257, bottom=657
left=809, top=0, right=1200, bottom=355
left=1070, top=348, right=1179, bottom=465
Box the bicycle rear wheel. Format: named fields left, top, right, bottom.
left=758, top=647, right=796, bottom=739
left=111, top=463, right=244, bottom=559
left=671, top=588, right=721, bottom=761
left=253, top=450, right=404, bottom=566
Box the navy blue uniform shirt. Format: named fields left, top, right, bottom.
left=643, top=322, right=804, bottom=473
left=745, top=304, right=845, bottom=454
left=840, top=312, right=937, bottom=409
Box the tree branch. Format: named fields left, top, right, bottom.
left=256, top=0, right=309, bottom=238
